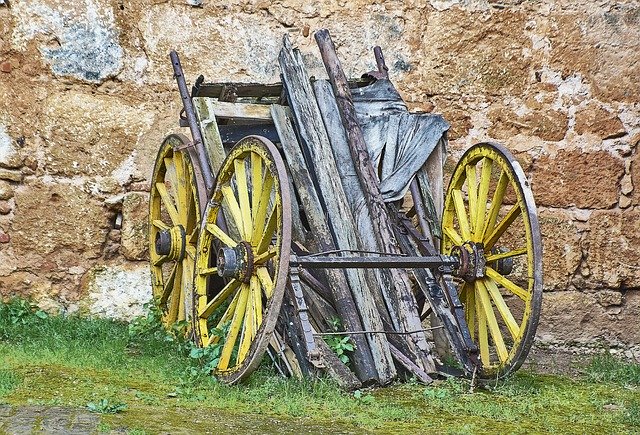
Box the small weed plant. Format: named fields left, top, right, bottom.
left=324, top=317, right=354, bottom=365
left=586, top=353, right=640, bottom=386
left=87, top=398, right=128, bottom=414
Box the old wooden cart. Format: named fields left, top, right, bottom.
left=148, top=30, right=543, bottom=388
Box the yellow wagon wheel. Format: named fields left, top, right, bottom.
left=149, top=134, right=207, bottom=329
left=193, top=135, right=291, bottom=384
left=441, top=142, right=542, bottom=378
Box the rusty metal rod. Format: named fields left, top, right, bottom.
left=169, top=50, right=214, bottom=193
left=291, top=254, right=458, bottom=269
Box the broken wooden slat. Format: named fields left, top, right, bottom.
left=271, top=103, right=388, bottom=385
left=208, top=101, right=272, bottom=122
left=315, top=28, right=436, bottom=373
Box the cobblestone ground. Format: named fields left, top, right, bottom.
left=0, top=405, right=100, bottom=435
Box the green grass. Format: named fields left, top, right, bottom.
left=0, top=298, right=639, bottom=433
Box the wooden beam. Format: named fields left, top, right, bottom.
left=314, top=28, right=436, bottom=373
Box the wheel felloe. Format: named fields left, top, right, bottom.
left=149, top=134, right=206, bottom=329
left=193, top=135, right=291, bottom=385
left=442, top=142, right=542, bottom=379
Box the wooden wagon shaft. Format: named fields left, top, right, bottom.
left=278, top=36, right=397, bottom=384
left=315, top=29, right=436, bottom=373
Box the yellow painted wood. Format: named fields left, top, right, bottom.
left=461, top=283, right=475, bottom=341
left=160, top=263, right=179, bottom=305
left=486, top=267, right=530, bottom=301
left=152, top=254, right=168, bottom=267
left=234, top=159, right=253, bottom=240
left=256, top=206, right=277, bottom=255
left=484, top=278, right=520, bottom=340
left=221, top=185, right=246, bottom=240
left=251, top=152, right=263, bottom=222
left=253, top=246, right=276, bottom=264
left=452, top=189, right=472, bottom=241
left=198, top=266, right=218, bottom=276
left=256, top=267, right=274, bottom=298
left=474, top=158, right=493, bottom=241
left=475, top=284, right=490, bottom=367
left=237, top=284, right=256, bottom=364
left=206, top=223, right=237, bottom=248
left=155, top=182, right=180, bottom=225
left=207, top=287, right=242, bottom=346
left=484, top=204, right=521, bottom=251
left=167, top=276, right=181, bottom=325
left=443, top=226, right=464, bottom=247
left=152, top=219, right=169, bottom=231
left=199, top=279, right=240, bottom=319
left=485, top=247, right=527, bottom=262
left=218, top=284, right=250, bottom=370
left=251, top=174, right=274, bottom=246
left=476, top=279, right=509, bottom=363
left=482, top=170, right=509, bottom=240
left=465, top=164, right=478, bottom=234
left=252, top=275, right=263, bottom=330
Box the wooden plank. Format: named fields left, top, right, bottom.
left=271, top=103, right=389, bottom=384
left=209, top=101, right=272, bottom=121
left=192, top=97, right=227, bottom=175
left=315, top=29, right=436, bottom=373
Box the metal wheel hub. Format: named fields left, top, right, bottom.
left=217, top=241, right=254, bottom=283
left=452, top=242, right=486, bottom=283
left=154, top=225, right=186, bottom=261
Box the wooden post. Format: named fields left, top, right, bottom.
left=271, top=103, right=390, bottom=385
left=314, top=29, right=436, bottom=373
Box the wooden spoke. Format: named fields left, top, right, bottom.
left=218, top=284, right=250, bottom=371
left=206, top=223, right=237, bottom=248
left=256, top=267, right=274, bottom=299
left=152, top=219, right=169, bottom=231
left=485, top=247, right=527, bottom=262
left=465, top=163, right=478, bottom=234
left=198, top=266, right=218, bottom=276
left=237, top=282, right=257, bottom=364
left=483, top=278, right=520, bottom=340
left=475, top=284, right=490, bottom=366
left=152, top=254, right=169, bottom=267
left=155, top=182, right=180, bottom=225
left=234, top=159, right=253, bottom=240
left=484, top=204, right=521, bottom=251
left=160, top=263, right=180, bottom=305
left=443, top=226, right=464, bottom=247
left=461, top=283, right=475, bottom=341
left=474, top=158, right=493, bottom=241
left=256, top=205, right=278, bottom=255
left=221, top=185, right=246, bottom=240
left=476, top=280, right=509, bottom=363
left=254, top=246, right=277, bottom=264
left=251, top=152, right=263, bottom=220
left=452, top=189, right=472, bottom=241
left=486, top=267, right=530, bottom=301
left=482, top=170, right=509, bottom=240
left=199, top=279, right=241, bottom=320
left=251, top=174, right=274, bottom=246
left=252, top=275, right=263, bottom=330
left=206, top=289, right=242, bottom=347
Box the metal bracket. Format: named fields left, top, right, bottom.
left=289, top=268, right=325, bottom=369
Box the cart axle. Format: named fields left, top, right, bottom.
left=290, top=254, right=459, bottom=269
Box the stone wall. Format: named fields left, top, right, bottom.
left=0, top=1, right=638, bottom=349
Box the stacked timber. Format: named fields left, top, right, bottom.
left=272, top=31, right=450, bottom=387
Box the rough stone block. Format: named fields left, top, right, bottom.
left=83, top=265, right=151, bottom=321
left=0, top=169, right=23, bottom=183
left=537, top=290, right=640, bottom=346
left=488, top=105, right=568, bottom=142
left=574, top=102, right=626, bottom=139
left=120, top=192, right=149, bottom=261
left=585, top=209, right=640, bottom=289
left=531, top=150, right=624, bottom=208
left=549, top=7, right=640, bottom=103
left=538, top=209, right=583, bottom=291
left=11, top=182, right=111, bottom=257
left=41, top=91, right=154, bottom=177
left=0, top=180, right=13, bottom=200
